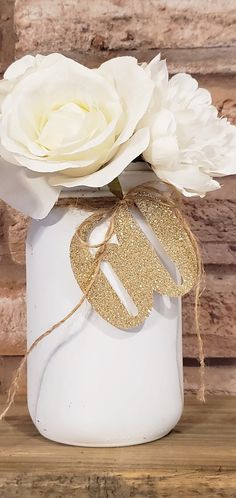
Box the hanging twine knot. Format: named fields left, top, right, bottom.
left=0, top=183, right=205, bottom=420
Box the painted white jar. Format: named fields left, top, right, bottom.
left=26, top=167, right=183, bottom=446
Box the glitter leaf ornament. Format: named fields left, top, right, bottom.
left=70, top=194, right=198, bottom=329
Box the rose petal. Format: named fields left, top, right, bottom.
left=3, top=55, right=120, bottom=112
left=0, top=158, right=61, bottom=219
left=1, top=56, right=123, bottom=170
left=49, top=128, right=150, bottom=188
left=12, top=116, right=118, bottom=172
left=99, top=57, right=154, bottom=145
left=0, top=80, right=13, bottom=111
left=4, top=55, right=36, bottom=80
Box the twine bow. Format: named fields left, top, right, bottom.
left=0, top=184, right=205, bottom=420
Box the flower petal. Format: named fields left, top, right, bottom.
left=12, top=117, right=119, bottom=172
left=0, top=158, right=61, bottom=219
left=139, top=54, right=236, bottom=196
left=154, top=163, right=220, bottom=197
left=144, top=135, right=179, bottom=168
left=146, top=55, right=168, bottom=90
left=99, top=57, right=154, bottom=144
left=4, top=55, right=36, bottom=80
left=50, top=128, right=150, bottom=188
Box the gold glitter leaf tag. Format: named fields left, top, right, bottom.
left=70, top=196, right=198, bottom=329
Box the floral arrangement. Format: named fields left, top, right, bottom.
left=1, top=52, right=236, bottom=418
left=0, top=52, right=236, bottom=219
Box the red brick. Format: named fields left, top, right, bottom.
left=0, top=285, right=26, bottom=355
left=0, top=266, right=236, bottom=358
left=1, top=177, right=236, bottom=268
left=0, top=202, right=8, bottom=263
left=184, top=366, right=236, bottom=395
left=4, top=205, right=28, bottom=265
left=0, top=0, right=15, bottom=73
left=0, top=356, right=26, bottom=395
left=15, top=0, right=236, bottom=57
left=198, top=75, right=236, bottom=125
left=184, top=197, right=236, bottom=243
left=183, top=268, right=236, bottom=358
left=1, top=358, right=235, bottom=396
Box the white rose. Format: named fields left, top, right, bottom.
left=0, top=53, right=153, bottom=218
left=138, top=54, right=236, bottom=197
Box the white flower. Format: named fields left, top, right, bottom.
left=139, top=54, right=236, bottom=197
left=0, top=53, right=153, bottom=218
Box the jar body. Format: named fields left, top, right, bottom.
left=26, top=186, right=183, bottom=446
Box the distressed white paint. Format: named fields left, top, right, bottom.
left=26, top=167, right=183, bottom=446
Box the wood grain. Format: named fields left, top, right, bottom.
left=0, top=395, right=235, bottom=497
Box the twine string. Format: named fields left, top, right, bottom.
left=0, top=185, right=205, bottom=420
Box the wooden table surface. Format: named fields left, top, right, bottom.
left=0, top=395, right=235, bottom=497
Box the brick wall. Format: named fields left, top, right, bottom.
left=0, top=0, right=236, bottom=395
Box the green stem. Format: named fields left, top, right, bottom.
left=108, top=177, right=123, bottom=200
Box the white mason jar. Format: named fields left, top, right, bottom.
left=26, top=166, right=183, bottom=446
